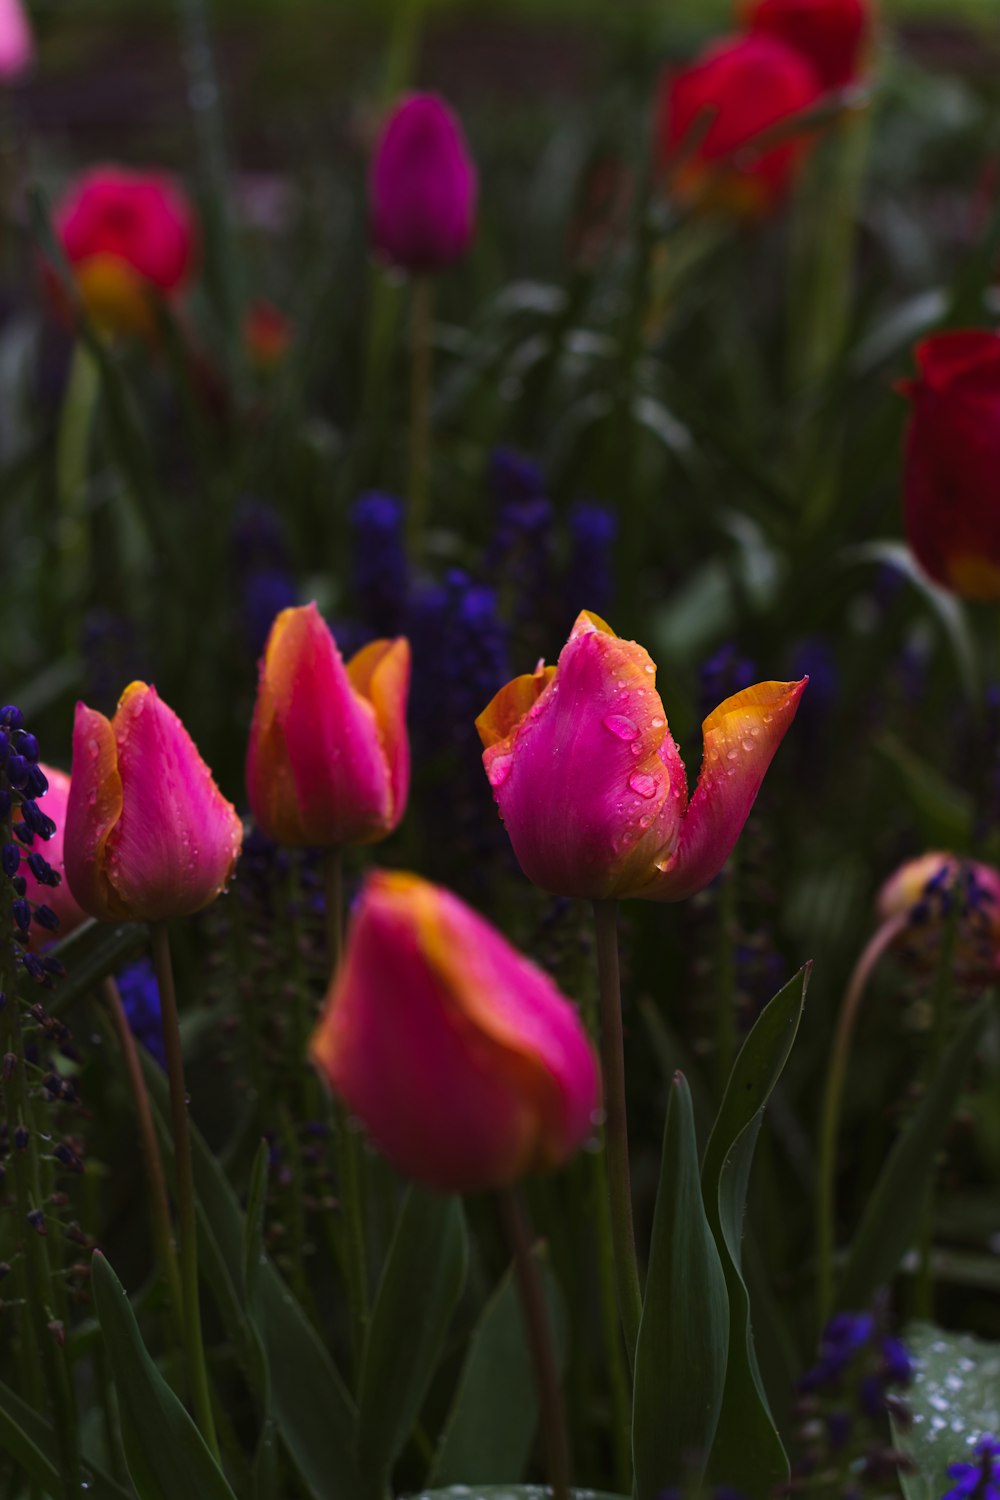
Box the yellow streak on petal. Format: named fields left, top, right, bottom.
left=475, top=666, right=556, bottom=750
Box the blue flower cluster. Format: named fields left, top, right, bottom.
left=231, top=499, right=298, bottom=660
left=115, top=957, right=167, bottom=1069
left=943, top=1434, right=1000, bottom=1500
left=0, top=706, right=65, bottom=986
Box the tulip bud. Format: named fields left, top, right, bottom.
left=0, top=0, right=32, bottom=81
left=369, top=93, right=477, bottom=273
left=51, top=166, right=197, bottom=339
left=22, top=768, right=87, bottom=947
left=742, top=0, right=872, bottom=92
left=877, top=852, right=1000, bottom=985
left=477, top=611, right=805, bottom=903
left=899, top=331, right=1000, bottom=602
left=310, top=870, right=600, bottom=1193
left=64, top=684, right=242, bottom=923
left=246, top=603, right=410, bottom=848
left=654, top=34, right=822, bottom=216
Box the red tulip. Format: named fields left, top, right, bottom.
left=65, top=683, right=242, bottom=923
left=899, top=330, right=1000, bottom=602
left=654, top=34, right=823, bottom=215
left=742, top=0, right=872, bottom=91
left=310, top=870, right=600, bottom=1193
left=246, top=604, right=410, bottom=848
left=53, top=166, right=197, bottom=337
left=369, top=93, right=477, bottom=273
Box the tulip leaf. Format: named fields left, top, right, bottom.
left=48, top=918, right=149, bottom=1017
left=891, top=1322, right=1000, bottom=1500
left=358, top=1186, right=469, bottom=1497
left=141, top=1058, right=361, bottom=1500
left=429, top=1247, right=567, bottom=1486
left=836, top=997, right=991, bottom=1314
left=701, top=965, right=811, bottom=1498
left=91, top=1251, right=238, bottom=1500
left=633, top=1072, right=729, bottom=1499
left=0, top=1378, right=132, bottom=1500
left=412, top=1492, right=625, bottom=1499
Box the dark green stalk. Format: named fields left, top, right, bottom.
left=498, top=1188, right=572, bottom=1500
left=915, top=889, right=962, bottom=1320
left=151, top=921, right=218, bottom=1458
left=592, top=898, right=642, bottom=1370
left=406, top=275, right=434, bottom=564
left=715, top=863, right=738, bottom=1098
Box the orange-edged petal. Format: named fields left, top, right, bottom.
left=641, top=678, right=806, bottom=902
left=346, top=636, right=411, bottom=839
left=476, top=665, right=557, bottom=752
left=63, top=703, right=127, bottom=921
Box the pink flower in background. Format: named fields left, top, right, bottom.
left=246, top=603, right=410, bottom=848
left=478, top=611, right=805, bottom=903
left=65, top=683, right=242, bottom=923
left=52, top=166, right=197, bottom=337
left=742, top=0, right=872, bottom=91
left=878, top=852, right=1000, bottom=984
left=0, top=0, right=33, bottom=82
left=369, top=92, right=477, bottom=272
left=310, top=870, right=600, bottom=1193
left=24, top=766, right=88, bottom=946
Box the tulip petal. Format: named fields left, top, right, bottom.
left=641, top=678, right=806, bottom=902
left=25, top=766, right=88, bottom=945
left=104, top=683, right=242, bottom=920
left=481, top=612, right=686, bottom=899
left=64, top=704, right=126, bottom=922
left=346, top=637, right=411, bottom=839
left=476, top=665, right=557, bottom=751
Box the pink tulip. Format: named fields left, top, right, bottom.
left=877, top=852, right=1000, bottom=984
left=477, top=611, right=806, bottom=902
left=0, top=0, right=32, bottom=82
left=24, top=766, right=88, bottom=946
left=64, top=683, right=242, bottom=923
left=246, top=603, right=410, bottom=848
left=310, top=870, right=600, bottom=1193
left=369, top=92, right=477, bottom=273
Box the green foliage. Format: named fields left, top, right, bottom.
left=894, top=1323, right=1000, bottom=1500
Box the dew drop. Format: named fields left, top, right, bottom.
left=651, top=715, right=665, bottom=728
left=487, top=755, right=513, bottom=788
left=602, top=714, right=639, bottom=742
left=629, top=771, right=658, bottom=799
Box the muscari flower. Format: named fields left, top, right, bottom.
left=64, top=683, right=242, bottom=922
left=350, top=491, right=408, bottom=637
left=309, top=869, right=600, bottom=1192
left=877, top=852, right=1000, bottom=985
left=477, top=611, right=805, bottom=902
left=942, top=1434, right=1000, bottom=1500
left=115, top=957, right=166, bottom=1068
left=0, top=709, right=72, bottom=983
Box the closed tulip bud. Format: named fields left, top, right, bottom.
left=742, top=0, right=872, bottom=91
left=246, top=603, right=410, bottom=848
left=654, top=34, right=822, bottom=216
left=52, top=166, right=197, bottom=339
left=477, top=611, right=805, bottom=903
left=877, top=852, right=1000, bottom=984
left=899, top=331, right=1000, bottom=602
left=369, top=92, right=477, bottom=273
left=23, top=768, right=87, bottom=946
left=310, top=870, right=600, bottom=1193
left=64, top=684, right=242, bottom=923
left=0, top=0, right=32, bottom=81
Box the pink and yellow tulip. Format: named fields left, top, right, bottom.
left=246, top=603, right=410, bottom=848
left=877, top=852, right=1000, bottom=984
left=310, top=870, right=600, bottom=1193
left=64, top=683, right=242, bottom=923
left=477, top=611, right=805, bottom=902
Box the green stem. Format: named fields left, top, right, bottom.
left=915, top=887, right=961, bottom=1320
left=592, top=899, right=642, bottom=1370
left=102, top=976, right=183, bottom=1340
left=715, top=863, right=738, bottom=1098
left=55, top=342, right=99, bottom=630
left=324, top=847, right=344, bottom=977
left=590, top=1143, right=633, bottom=1492
left=498, top=1188, right=572, bottom=1500
left=816, top=914, right=906, bottom=1328
left=151, top=922, right=219, bottom=1458
left=406, top=275, right=434, bottom=564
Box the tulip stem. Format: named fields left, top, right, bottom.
left=915, top=893, right=960, bottom=1321
left=592, top=898, right=642, bottom=1371
left=101, top=976, right=184, bottom=1342
left=816, top=914, right=907, bottom=1329
left=151, top=921, right=219, bottom=1460
left=325, top=846, right=344, bottom=976
left=407, top=273, right=434, bottom=564
left=498, top=1188, right=572, bottom=1500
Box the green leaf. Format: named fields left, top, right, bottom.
left=430, top=1249, right=568, bottom=1486
left=893, top=1322, right=1000, bottom=1500
left=413, top=1491, right=625, bottom=1499
left=358, top=1187, right=468, bottom=1496
left=837, top=997, right=991, bottom=1313
left=48, top=919, right=149, bottom=1017
left=243, top=1140, right=270, bottom=1312
left=0, top=1379, right=133, bottom=1500
left=142, top=1059, right=362, bottom=1500
left=634, top=1072, right=730, bottom=1499
left=91, top=1251, right=237, bottom=1500
left=702, top=965, right=811, bottom=1498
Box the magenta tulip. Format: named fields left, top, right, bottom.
left=369, top=92, right=477, bottom=273
left=23, top=766, right=88, bottom=946
left=310, top=870, right=600, bottom=1193
left=64, top=683, right=243, bottom=923
left=477, top=611, right=806, bottom=902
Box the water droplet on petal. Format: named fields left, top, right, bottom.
left=602, top=714, right=639, bottom=742
left=487, top=755, right=513, bottom=788
left=629, top=771, right=658, bottom=799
